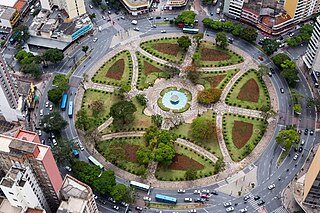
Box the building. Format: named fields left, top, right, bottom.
left=223, top=0, right=244, bottom=19
left=0, top=130, right=63, bottom=212
left=120, top=0, right=152, bottom=16
left=0, top=53, right=24, bottom=122
left=0, top=5, right=19, bottom=29
left=40, top=0, right=86, bottom=20
left=57, top=175, right=98, bottom=213
left=284, top=0, right=318, bottom=22
left=166, top=0, right=188, bottom=9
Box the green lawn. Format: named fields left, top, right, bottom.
left=155, top=143, right=216, bottom=181
left=140, top=37, right=186, bottom=63
left=197, top=69, right=239, bottom=90
left=136, top=51, right=171, bottom=90
left=82, top=89, right=120, bottom=128
left=196, top=41, right=244, bottom=67
left=225, top=69, right=270, bottom=111
left=171, top=110, right=222, bottom=158
left=222, top=113, right=267, bottom=161
left=277, top=148, right=289, bottom=167
left=92, top=50, right=132, bottom=87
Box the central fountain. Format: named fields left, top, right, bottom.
left=170, top=94, right=180, bottom=105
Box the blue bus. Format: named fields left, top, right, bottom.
left=61, top=94, right=68, bottom=111
left=88, top=156, right=104, bottom=170
left=10, top=32, right=21, bottom=45
left=155, top=194, right=177, bottom=204
left=68, top=101, right=73, bottom=117
left=72, top=149, right=79, bottom=158
left=182, top=28, right=199, bottom=34
left=130, top=181, right=150, bottom=192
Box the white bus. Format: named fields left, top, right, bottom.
left=130, top=181, right=150, bottom=191
left=88, top=156, right=104, bottom=170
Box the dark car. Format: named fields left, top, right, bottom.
left=298, top=129, right=302, bottom=134
left=254, top=195, right=260, bottom=200
left=211, top=190, right=218, bottom=195
left=298, top=147, right=303, bottom=153
left=270, top=67, right=275, bottom=74
left=257, top=200, right=265, bottom=206
left=310, top=130, right=314, bottom=135
left=156, top=16, right=161, bottom=19
left=304, top=128, right=309, bottom=135
left=195, top=198, right=205, bottom=203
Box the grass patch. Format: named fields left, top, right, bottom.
left=196, top=41, right=244, bottom=67
left=226, top=69, right=270, bottom=110
left=92, top=50, right=132, bottom=87
left=223, top=113, right=267, bottom=161
left=277, top=149, right=290, bottom=166
left=171, top=110, right=222, bottom=158
left=197, top=69, right=239, bottom=90
left=140, top=37, right=186, bottom=63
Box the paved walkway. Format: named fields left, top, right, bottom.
left=97, top=117, right=113, bottom=132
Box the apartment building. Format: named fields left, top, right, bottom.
left=0, top=130, right=63, bottom=212
left=223, top=0, right=244, bottom=19
left=167, top=0, right=188, bottom=8
left=0, top=5, right=19, bottom=30
left=0, top=53, right=24, bottom=122
left=284, top=0, right=318, bottom=22
left=57, top=175, right=99, bottom=213
left=40, top=0, right=86, bottom=20
left=120, top=0, right=152, bottom=16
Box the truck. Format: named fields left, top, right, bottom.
left=131, top=20, right=137, bottom=25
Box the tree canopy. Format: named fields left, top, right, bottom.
left=41, top=111, right=67, bottom=133
left=15, top=50, right=42, bottom=78
left=75, top=108, right=95, bottom=131
left=177, top=36, right=191, bottom=50
left=51, top=139, right=76, bottom=167
left=175, top=11, right=196, bottom=25
left=43, top=48, right=64, bottom=64
left=191, top=117, right=216, bottom=141
left=275, top=129, right=300, bottom=150
left=47, top=74, right=69, bottom=104
left=197, top=88, right=222, bottom=104
left=110, top=100, right=137, bottom=128
left=92, top=170, right=116, bottom=196
left=240, top=27, right=258, bottom=42
left=271, top=53, right=291, bottom=69
left=216, top=32, right=228, bottom=48
left=261, top=38, right=279, bottom=55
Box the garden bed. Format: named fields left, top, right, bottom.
left=232, top=121, right=253, bottom=149
left=197, top=69, right=239, bottom=90
left=237, top=79, right=259, bottom=102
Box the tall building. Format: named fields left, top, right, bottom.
left=0, top=53, right=23, bottom=122
left=58, top=175, right=99, bottom=213
left=0, top=129, right=63, bottom=212
left=223, top=0, right=244, bottom=19
left=120, top=0, right=152, bottom=16
left=283, top=0, right=318, bottom=22
left=39, top=0, right=86, bottom=20
left=303, top=16, right=320, bottom=74
left=302, top=146, right=320, bottom=207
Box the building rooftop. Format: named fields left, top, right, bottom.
left=0, top=6, right=16, bottom=20
left=0, top=198, right=22, bottom=213
left=14, top=129, right=38, bottom=143
left=57, top=197, right=87, bottom=213
left=122, top=0, right=149, bottom=7
left=28, top=36, right=69, bottom=50
left=243, top=0, right=262, bottom=13
left=9, top=139, right=37, bottom=154
left=0, top=0, right=17, bottom=7
left=13, top=0, right=26, bottom=12
left=60, top=175, right=90, bottom=200
left=26, top=208, right=45, bottom=213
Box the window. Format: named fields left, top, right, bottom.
left=9, top=192, right=14, bottom=195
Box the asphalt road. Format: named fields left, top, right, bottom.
left=32, top=4, right=318, bottom=213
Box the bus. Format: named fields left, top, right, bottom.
left=88, top=156, right=104, bottom=170
left=129, top=181, right=150, bottom=192
left=61, top=94, right=68, bottom=111
left=155, top=194, right=177, bottom=204
left=72, top=149, right=79, bottom=158
left=68, top=101, right=73, bottom=118
left=182, top=28, right=199, bottom=34
left=9, top=31, right=21, bottom=45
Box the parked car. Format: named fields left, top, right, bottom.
left=211, top=190, right=218, bottom=195
left=89, top=4, right=93, bottom=9
left=65, top=166, right=72, bottom=172
left=184, top=198, right=193, bottom=202
left=161, top=30, right=166, bottom=33
left=113, top=205, right=119, bottom=210
left=148, top=17, right=154, bottom=20
left=270, top=67, right=275, bottom=73
left=298, top=147, right=303, bottom=153
left=310, top=129, right=314, bottom=135
left=194, top=189, right=200, bottom=194
left=102, top=15, right=106, bottom=20
left=121, top=201, right=128, bottom=207
left=301, top=140, right=305, bottom=145
left=136, top=206, right=143, bottom=211
left=155, top=16, right=161, bottom=19
left=243, top=195, right=251, bottom=201
left=52, top=138, right=57, bottom=146
left=49, top=105, right=53, bottom=111
left=40, top=109, right=43, bottom=116
left=189, top=209, right=197, bottom=213
left=93, top=38, right=98, bottom=42
left=257, top=200, right=265, bottom=205
left=108, top=197, right=116, bottom=203
left=45, top=101, right=49, bottom=108
left=254, top=195, right=260, bottom=200
left=258, top=56, right=263, bottom=61
left=177, top=189, right=185, bottom=193
left=226, top=207, right=234, bottom=212
left=298, top=129, right=302, bottom=134
left=304, top=128, right=309, bottom=135
left=201, top=189, right=210, bottom=194
left=38, top=130, right=42, bottom=136
left=195, top=198, right=205, bottom=203
left=239, top=208, right=248, bottom=212
left=223, top=202, right=232, bottom=207
left=79, top=145, right=85, bottom=151
left=268, top=184, right=275, bottom=190
left=133, top=27, right=140, bottom=31
left=143, top=196, right=151, bottom=201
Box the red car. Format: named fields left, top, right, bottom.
left=258, top=56, right=263, bottom=61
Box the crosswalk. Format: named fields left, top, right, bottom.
left=247, top=194, right=261, bottom=211
left=272, top=206, right=288, bottom=213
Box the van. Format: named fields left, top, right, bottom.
left=216, top=8, right=221, bottom=14
left=131, top=20, right=137, bottom=25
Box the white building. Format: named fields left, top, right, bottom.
left=303, top=16, right=320, bottom=86
left=0, top=167, right=50, bottom=212
left=223, top=0, right=244, bottom=19
left=40, top=0, right=86, bottom=20
left=120, top=0, right=152, bottom=16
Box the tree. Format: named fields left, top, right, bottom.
left=175, top=11, right=196, bottom=25
left=240, top=27, right=258, bottom=42
left=106, top=146, right=125, bottom=164
left=21, top=62, right=41, bottom=79
left=214, top=157, right=225, bottom=173
left=12, top=25, right=30, bottom=45
left=215, top=32, right=228, bottom=48
left=261, top=38, right=279, bottom=55
left=41, top=112, right=67, bottom=133
left=185, top=167, right=197, bottom=180
left=177, top=36, right=191, bottom=50
left=92, top=0, right=102, bottom=5
left=82, top=45, right=89, bottom=54
left=136, top=94, right=147, bottom=107
left=290, top=89, right=304, bottom=104
left=110, top=101, right=137, bottom=128
left=75, top=108, right=95, bottom=131
left=51, top=139, right=76, bottom=167
left=154, top=143, right=176, bottom=165
left=91, top=100, right=104, bottom=115
left=271, top=53, right=291, bottom=69
left=88, top=13, right=96, bottom=20
left=280, top=69, right=299, bottom=87
left=92, top=170, right=116, bottom=196
left=257, top=64, right=269, bottom=80
left=223, top=21, right=235, bottom=32
left=100, top=5, right=107, bottom=12
left=193, top=33, right=204, bottom=44
left=202, top=18, right=214, bottom=28
left=191, top=117, right=216, bottom=141
left=111, top=184, right=130, bottom=202
left=231, top=24, right=242, bottom=36
left=307, top=97, right=320, bottom=112
left=48, top=88, right=63, bottom=104
left=151, top=114, right=163, bottom=128
left=197, top=88, right=222, bottom=104
left=286, top=36, right=300, bottom=47
left=281, top=60, right=296, bottom=70
left=72, top=161, right=101, bottom=185
left=275, top=129, right=300, bottom=150
left=43, top=48, right=64, bottom=64
left=293, top=104, right=302, bottom=115
left=136, top=146, right=151, bottom=165
left=53, top=74, right=69, bottom=91
left=186, top=67, right=200, bottom=83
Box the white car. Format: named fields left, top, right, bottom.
left=102, top=15, right=106, bottom=20
left=38, top=130, right=42, bottom=136
left=293, top=153, right=299, bottom=160
left=239, top=208, right=248, bottom=212
left=121, top=201, right=129, bottom=207
left=143, top=196, right=151, bottom=201
left=40, top=109, right=43, bottom=116
left=161, top=30, right=166, bottom=33
left=79, top=145, right=84, bottom=151
left=184, top=198, right=192, bottom=202
left=45, top=101, right=49, bottom=108
left=89, top=4, right=93, bottom=9
left=226, top=207, right=234, bottom=212
left=113, top=205, right=119, bottom=210
left=65, top=166, right=72, bottom=172
left=177, top=189, right=185, bottom=193
left=223, top=202, right=232, bottom=207
left=52, top=138, right=57, bottom=146
left=41, top=139, right=45, bottom=144
left=93, top=38, right=98, bottom=42
left=189, top=209, right=197, bottom=213
left=194, top=189, right=200, bottom=194
left=49, top=105, right=53, bottom=111
left=201, top=189, right=210, bottom=194
left=268, top=184, right=275, bottom=190
left=134, top=27, right=140, bottom=31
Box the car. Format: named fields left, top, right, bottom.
left=228, top=37, right=234, bottom=43
left=89, top=4, right=93, bottom=9
left=257, top=200, right=265, bottom=205
left=94, top=194, right=98, bottom=199
left=298, top=129, right=302, bottom=134
left=93, top=38, right=98, bottom=42
left=226, top=207, right=234, bottom=212
left=149, top=17, right=154, bottom=20
left=243, top=195, right=250, bottom=201
left=280, top=88, right=284, bottom=93
left=194, top=19, right=199, bottom=23
left=38, top=130, right=42, bottom=136
left=258, top=56, right=263, bottom=61
left=102, top=15, right=106, bottom=20
left=189, top=209, right=197, bottom=213
left=136, top=206, right=143, bottom=211
left=301, top=139, right=305, bottom=145
left=177, top=189, right=185, bottom=193
left=121, top=201, right=128, bottom=207
left=223, top=202, right=232, bottom=207
left=310, top=129, right=314, bottom=135
left=108, top=11, right=111, bottom=14
left=194, top=189, right=200, bottom=194
left=210, top=12, right=214, bottom=16
left=49, top=105, right=53, bottom=111
left=211, top=190, right=218, bottom=195
left=65, top=166, right=72, bottom=172
left=161, top=30, right=166, bottom=33
left=164, top=17, right=169, bottom=21
left=50, top=133, right=55, bottom=139
left=41, top=139, right=45, bottom=144
left=239, top=208, right=248, bottom=212
left=184, top=198, right=193, bottom=202
left=279, top=43, right=285, bottom=48
left=40, top=109, right=43, bottom=116
left=298, top=147, right=303, bottom=153
left=108, top=197, right=116, bottom=203
left=195, top=198, right=205, bottom=203
left=45, top=101, right=49, bottom=108
left=120, top=16, right=125, bottom=20
left=201, top=189, right=210, bottom=194
left=293, top=153, right=299, bottom=160
left=254, top=195, right=260, bottom=200
left=268, top=184, right=275, bottom=190
left=156, top=16, right=161, bottom=19
left=152, top=25, right=157, bottom=28
left=304, top=128, right=309, bottom=135
left=289, top=32, right=295, bottom=37
left=113, top=205, right=119, bottom=210
left=39, top=120, right=42, bottom=125
left=134, top=27, right=140, bottom=31
left=52, top=138, right=57, bottom=146
left=270, top=67, right=275, bottom=73
left=268, top=72, right=272, bottom=77
left=201, top=194, right=209, bottom=199
left=143, top=196, right=151, bottom=201
left=79, top=145, right=85, bottom=151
